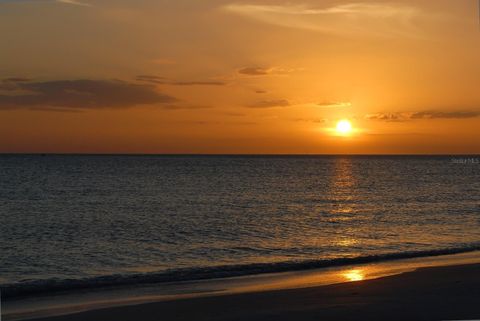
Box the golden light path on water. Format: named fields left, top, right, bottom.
left=342, top=269, right=365, bottom=282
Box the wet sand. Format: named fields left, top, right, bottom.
left=25, top=263, right=480, bottom=321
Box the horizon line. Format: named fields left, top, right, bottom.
left=1, top=153, right=479, bottom=157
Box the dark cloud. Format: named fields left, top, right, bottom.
left=136, top=75, right=226, bottom=86
left=0, top=79, right=177, bottom=110
left=247, top=99, right=290, bottom=108
left=238, top=67, right=270, bottom=76
left=366, top=110, right=480, bottom=122
left=255, top=90, right=267, bottom=94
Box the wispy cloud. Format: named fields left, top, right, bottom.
left=237, top=66, right=299, bottom=76
left=410, top=111, right=480, bottom=119
left=317, top=101, right=352, bottom=108
left=56, top=0, right=90, bottom=7
left=238, top=67, right=271, bottom=76
left=366, top=110, right=480, bottom=122
left=247, top=99, right=290, bottom=108
left=172, top=81, right=225, bottom=86
left=136, top=75, right=167, bottom=84
left=175, top=120, right=256, bottom=126
left=0, top=78, right=176, bottom=110
left=293, top=117, right=326, bottom=124
left=0, top=0, right=91, bottom=6
left=136, top=75, right=226, bottom=86
left=223, top=2, right=421, bottom=37
left=162, top=104, right=213, bottom=110
left=365, top=112, right=406, bottom=122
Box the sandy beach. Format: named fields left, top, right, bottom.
left=22, top=263, right=480, bottom=321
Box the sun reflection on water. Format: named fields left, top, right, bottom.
left=342, top=269, right=365, bottom=282
left=336, top=238, right=358, bottom=247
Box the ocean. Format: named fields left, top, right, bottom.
left=1, top=155, right=479, bottom=298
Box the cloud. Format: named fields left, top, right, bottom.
left=247, top=99, right=290, bottom=108
left=410, top=111, right=480, bottom=119
left=56, top=0, right=90, bottom=6
left=172, top=81, right=225, bottom=86
left=317, top=101, right=351, bottom=108
left=0, top=0, right=91, bottom=6
left=136, top=75, right=226, bottom=86
left=365, top=113, right=406, bottom=122
left=136, top=75, right=167, bottom=83
left=238, top=67, right=271, bottom=76
left=0, top=78, right=176, bottom=110
left=223, top=2, right=421, bottom=37
left=293, top=118, right=326, bottom=124
left=176, top=120, right=256, bottom=126
left=162, top=104, right=213, bottom=110
left=366, top=110, right=480, bottom=122
left=237, top=66, right=299, bottom=76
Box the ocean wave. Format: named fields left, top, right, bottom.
left=3, top=245, right=480, bottom=299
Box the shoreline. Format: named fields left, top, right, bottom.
left=4, top=250, right=480, bottom=321
left=5, top=245, right=480, bottom=300
left=19, top=262, right=480, bottom=321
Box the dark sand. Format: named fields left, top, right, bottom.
left=27, top=264, right=480, bottom=321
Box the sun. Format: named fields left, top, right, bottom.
left=336, top=119, right=353, bottom=135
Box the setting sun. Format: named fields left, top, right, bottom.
left=336, top=120, right=353, bottom=135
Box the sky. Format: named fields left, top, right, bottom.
left=0, top=0, right=479, bottom=154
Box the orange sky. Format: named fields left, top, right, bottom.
left=0, top=0, right=479, bottom=154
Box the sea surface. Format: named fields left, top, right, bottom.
left=1, top=155, right=479, bottom=298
